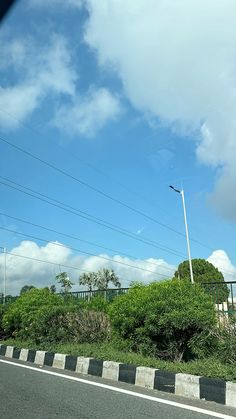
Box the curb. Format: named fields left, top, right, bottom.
left=0, top=344, right=236, bottom=408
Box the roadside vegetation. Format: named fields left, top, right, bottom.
left=0, top=261, right=236, bottom=382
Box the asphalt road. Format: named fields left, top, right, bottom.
left=0, top=358, right=236, bottom=419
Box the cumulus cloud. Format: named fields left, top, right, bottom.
left=0, top=34, right=77, bottom=130
left=0, top=240, right=175, bottom=295
left=0, top=241, right=72, bottom=295
left=79, top=254, right=175, bottom=287
left=207, top=249, right=236, bottom=281
left=0, top=30, right=121, bottom=136
left=53, top=87, right=121, bottom=137
left=84, top=0, right=236, bottom=219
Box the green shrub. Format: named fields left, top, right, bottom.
left=2, top=288, right=63, bottom=338
left=109, top=280, right=216, bottom=361
left=83, top=296, right=110, bottom=313
left=0, top=305, right=6, bottom=339
left=191, top=326, right=236, bottom=364
left=29, top=305, right=111, bottom=344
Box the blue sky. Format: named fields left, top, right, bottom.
left=0, top=0, right=236, bottom=294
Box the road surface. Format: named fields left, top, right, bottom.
left=0, top=357, right=235, bottom=419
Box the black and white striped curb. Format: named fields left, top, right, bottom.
left=0, top=344, right=235, bottom=409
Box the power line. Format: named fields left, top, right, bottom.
left=0, top=238, right=171, bottom=278
left=0, top=136, right=216, bottom=252
left=0, top=135, right=196, bottom=239
left=0, top=176, right=185, bottom=258
left=0, top=241, right=234, bottom=280
left=0, top=107, right=169, bottom=216
left=0, top=246, right=90, bottom=274
left=0, top=226, right=172, bottom=276
left=0, top=215, right=176, bottom=273
left=5, top=216, right=234, bottom=278
left=0, top=114, right=219, bottom=254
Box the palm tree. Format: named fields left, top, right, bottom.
left=96, top=268, right=121, bottom=290
left=55, top=272, right=74, bottom=294
left=79, top=272, right=97, bottom=292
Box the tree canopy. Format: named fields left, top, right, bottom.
left=79, top=272, right=97, bottom=292
left=175, top=258, right=229, bottom=303
left=79, top=269, right=121, bottom=292
left=20, top=285, right=36, bottom=296
left=96, top=268, right=121, bottom=290
left=55, top=272, right=74, bottom=294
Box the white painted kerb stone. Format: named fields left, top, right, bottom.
left=34, top=351, right=46, bottom=365
left=135, top=366, right=156, bottom=389
left=102, top=361, right=120, bottom=381
left=5, top=346, right=14, bottom=358
left=53, top=353, right=66, bottom=369
left=76, top=357, right=91, bottom=374
left=19, top=348, right=28, bottom=362
left=226, top=382, right=236, bottom=408
left=175, top=373, right=200, bottom=399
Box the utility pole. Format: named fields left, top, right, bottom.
left=169, top=186, right=194, bottom=284
left=3, top=248, right=6, bottom=305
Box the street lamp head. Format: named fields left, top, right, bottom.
left=169, top=185, right=181, bottom=194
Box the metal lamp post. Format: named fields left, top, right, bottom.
left=169, top=186, right=194, bottom=284
left=3, top=248, right=6, bottom=305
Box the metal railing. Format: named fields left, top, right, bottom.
left=0, top=295, right=17, bottom=305
left=0, top=288, right=130, bottom=305
left=201, top=281, right=236, bottom=326
left=57, top=287, right=130, bottom=301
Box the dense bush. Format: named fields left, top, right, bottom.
left=28, top=305, right=111, bottom=344
left=81, top=296, right=110, bottom=313
left=109, top=280, right=216, bottom=361
left=2, top=288, right=63, bottom=338
left=2, top=288, right=111, bottom=343
left=0, top=305, right=6, bottom=339
left=191, top=325, right=236, bottom=364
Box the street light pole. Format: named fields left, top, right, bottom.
left=169, top=186, right=194, bottom=284
left=3, top=247, right=6, bottom=305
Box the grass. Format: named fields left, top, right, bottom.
left=1, top=338, right=236, bottom=382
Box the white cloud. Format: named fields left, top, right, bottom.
left=79, top=254, right=175, bottom=287
left=84, top=0, right=236, bottom=219
left=207, top=250, right=236, bottom=282
left=0, top=38, right=30, bottom=70
left=0, top=240, right=175, bottom=295
left=3, top=240, right=235, bottom=296
left=0, top=31, right=121, bottom=136
left=0, top=34, right=77, bottom=130
left=0, top=84, right=41, bottom=130
left=53, top=87, right=121, bottom=137
left=0, top=241, right=72, bottom=295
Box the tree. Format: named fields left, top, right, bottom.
left=50, top=284, right=56, bottom=294
left=175, top=259, right=229, bottom=303
left=79, top=272, right=97, bottom=292
left=96, top=268, right=121, bottom=290
left=55, top=272, right=74, bottom=294
left=20, top=285, right=36, bottom=296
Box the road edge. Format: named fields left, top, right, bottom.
left=0, top=343, right=235, bottom=408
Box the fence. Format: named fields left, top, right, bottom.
left=201, top=281, right=236, bottom=326
left=58, top=287, right=130, bottom=302
left=1, top=282, right=236, bottom=314
left=0, top=295, right=17, bottom=305
left=0, top=288, right=130, bottom=305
